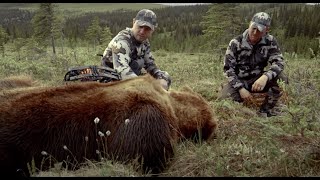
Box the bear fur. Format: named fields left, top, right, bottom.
left=0, top=75, right=44, bottom=102
left=0, top=74, right=217, bottom=176
left=169, top=86, right=217, bottom=142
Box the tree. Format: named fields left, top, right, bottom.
left=200, top=3, right=242, bottom=51
left=99, top=25, right=113, bottom=53
left=31, top=3, right=61, bottom=55
left=0, top=25, right=9, bottom=57
left=85, top=16, right=102, bottom=52
left=12, top=38, right=26, bottom=60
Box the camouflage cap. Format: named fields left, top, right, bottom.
left=251, top=12, right=271, bottom=32
left=135, top=9, right=158, bottom=31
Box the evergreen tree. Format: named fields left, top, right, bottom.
left=31, top=3, right=61, bottom=54
left=200, top=3, right=242, bottom=51
left=85, top=16, right=102, bottom=52
left=12, top=38, right=26, bottom=60
left=0, top=25, right=9, bottom=57
left=99, top=25, right=113, bottom=52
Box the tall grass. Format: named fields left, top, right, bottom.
left=0, top=43, right=319, bottom=176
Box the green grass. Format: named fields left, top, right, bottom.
left=0, top=43, right=319, bottom=177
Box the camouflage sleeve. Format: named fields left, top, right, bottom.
left=223, top=39, right=244, bottom=90
left=263, top=37, right=285, bottom=81
left=111, top=39, right=138, bottom=80
left=144, top=45, right=172, bottom=86
left=143, top=45, right=160, bottom=76
left=101, top=46, right=112, bottom=67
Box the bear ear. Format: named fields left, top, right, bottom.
left=180, top=86, right=194, bottom=93
left=0, top=75, right=37, bottom=90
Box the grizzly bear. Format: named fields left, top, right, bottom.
left=0, top=74, right=217, bottom=176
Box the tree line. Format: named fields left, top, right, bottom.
left=0, top=3, right=319, bottom=57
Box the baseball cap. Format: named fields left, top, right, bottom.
left=251, top=12, right=271, bottom=32
left=135, top=9, right=158, bottom=31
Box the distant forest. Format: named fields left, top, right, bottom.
left=0, top=3, right=319, bottom=56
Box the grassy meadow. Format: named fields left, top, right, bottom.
left=0, top=42, right=319, bottom=176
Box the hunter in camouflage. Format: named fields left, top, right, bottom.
left=218, top=12, right=287, bottom=117
left=101, top=9, right=171, bottom=90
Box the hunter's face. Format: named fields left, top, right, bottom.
left=248, top=22, right=267, bottom=45
left=132, top=20, right=154, bottom=42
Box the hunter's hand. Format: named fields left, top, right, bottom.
left=239, top=88, right=252, bottom=101
left=158, top=79, right=169, bottom=91
left=252, top=75, right=268, bottom=92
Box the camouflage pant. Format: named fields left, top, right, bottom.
left=218, top=72, right=287, bottom=110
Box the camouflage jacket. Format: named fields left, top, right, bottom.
left=223, top=29, right=285, bottom=90
left=102, top=27, right=170, bottom=83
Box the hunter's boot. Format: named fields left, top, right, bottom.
left=259, top=86, right=282, bottom=117
left=259, top=101, right=275, bottom=117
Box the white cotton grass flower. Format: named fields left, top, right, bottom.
left=41, top=151, right=48, bottom=156
left=85, top=136, right=88, bottom=142
left=98, top=131, right=105, bottom=137
left=106, top=130, right=111, bottom=136
left=96, top=150, right=100, bottom=154
left=63, top=145, right=68, bottom=150
left=125, top=119, right=130, bottom=125
left=94, top=117, right=100, bottom=124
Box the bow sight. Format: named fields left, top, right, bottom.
left=64, top=65, right=121, bottom=83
